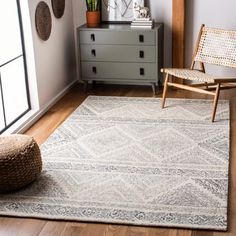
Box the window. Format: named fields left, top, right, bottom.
left=0, top=0, right=30, bottom=133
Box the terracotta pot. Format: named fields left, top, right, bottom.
left=86, top=11, right=101, bottom=28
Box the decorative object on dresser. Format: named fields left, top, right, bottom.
left=131, top=4, right=153, bottom=29
left=85, top=0, right=101, bottom=27
left=77, top=23, right=163, bottom=94
left=133, top=3, right=149, bottom=18
left=0, top=96, right=229, bottom=230
left=131, top=17, right=154, bottom=29
left=133, top=0, right=144, bottom=19
left=101, top=0, right=137, bottom=22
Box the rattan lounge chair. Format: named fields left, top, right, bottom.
left=161, top=24, right=236, bottom=122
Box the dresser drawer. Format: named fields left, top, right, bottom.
left=80, top=45, right=156, bottom=63
left=81, top=62, right=157, bottom=80
left=79, top=30, right=156, bottom=46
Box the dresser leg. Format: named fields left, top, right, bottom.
left=151, top=83, right=157, bottom=95
left=91, top=80, right=96, bottom=90
left=83, top=81, right=88, bottom=92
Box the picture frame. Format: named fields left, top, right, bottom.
left=101, top=0, right=144, bottom=23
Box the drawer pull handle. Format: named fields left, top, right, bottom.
left=92, top=66, right=97, bottom=74
left=140, top=68, right=144, bottom=75
left=91, top=34, right=95, bottom=41
left=139, top=50, right=144, bottom=58
left=91, top=49, right=96, bottom=57
left=139, top=35, right=144, bottom=43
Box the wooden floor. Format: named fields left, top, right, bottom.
left=0, top=83, right=236, bottom=236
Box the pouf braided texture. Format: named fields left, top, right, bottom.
left=0, top=134, right=42, bottom=193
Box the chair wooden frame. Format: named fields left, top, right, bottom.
left=161, top=24, right=236, bottom=122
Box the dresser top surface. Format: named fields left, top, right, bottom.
left=78, top=23, right=163, bottom=31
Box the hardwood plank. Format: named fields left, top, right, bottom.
left=106, top=225, right=128, bottom=236
left=0, top=84, right=235, bottom=236
left=38, top=221, right=67, bottom=236
left=191, top=231, right=213, bottom=236
left=213, top=232, right=235, bottom=236
left=127, top=226, right=147, bottom=236
left=147, top=228, right=172, bottom=236
left=61, top=223, right=106, bottom=236
left=175, top=229, right=192, bottom=236
left=0, top=217, right=46, bottom=236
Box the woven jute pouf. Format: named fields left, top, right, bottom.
left=0, top=134, right=42, bottom=193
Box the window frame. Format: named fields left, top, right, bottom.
left=0, top=0, right=31, bottom=134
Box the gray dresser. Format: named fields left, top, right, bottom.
left=77, top=23, right=164, bottom=94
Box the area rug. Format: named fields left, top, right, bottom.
left=0, top=96, right=230, bottom=230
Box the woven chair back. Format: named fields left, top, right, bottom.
left=195, top=27, right=236, bottom=68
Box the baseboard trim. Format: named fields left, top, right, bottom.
left=5, top=79, right=78, bottom=134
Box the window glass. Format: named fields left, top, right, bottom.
left=1, top=57, right=28, bottom=125
left=0, top=0, right=22, bottom=66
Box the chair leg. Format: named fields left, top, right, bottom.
left=212, top=83, right=221, bottom=122
left=161, top=74, right=169, bottom=109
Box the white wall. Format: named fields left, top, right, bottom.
left=28, top=0, right=76, bottom=108
left=148, top=0, right=172, bottom=68
left=72, top=0, right=86, bottom=29
left=186, top=0, right=236, bottom=76
left=72, top=0, right=87, bottom=77
left=72, top=0, right=173, bottom=71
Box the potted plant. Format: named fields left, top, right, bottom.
left=85, top=0, right=101, bottom=27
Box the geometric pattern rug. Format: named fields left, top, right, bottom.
left=0, top=96, right=230, bottom=231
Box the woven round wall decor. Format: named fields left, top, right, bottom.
left=35, top=1, right=52, bottom=41
left=51, top=0, right=65, bottom=19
